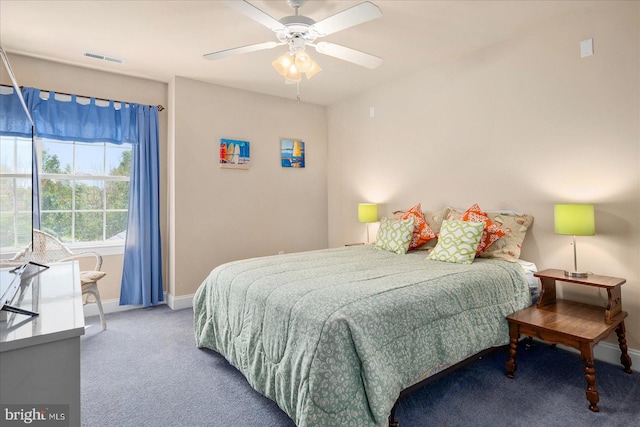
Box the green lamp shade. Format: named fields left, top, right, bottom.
left=554, top=204, right=595, bottom=236
left=358, top=203, right=378, bottom=223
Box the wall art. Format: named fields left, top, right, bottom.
left=281, top=138, right=305, bottom=168
left=220, top=138, right=250, bottom=169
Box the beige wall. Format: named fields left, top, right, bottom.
left=170, top=77, right=328, bottom=299
left=1, top=55, right=329, bottom=305
left=327, top=1, right=640, bottom=352
left=2, top=55, right=327, bottom=301
left=0, top=54, right=168, bottom=301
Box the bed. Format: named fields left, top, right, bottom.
left=193, top=242, right=533, bottom=426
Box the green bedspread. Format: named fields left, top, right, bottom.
left=193, top=245, right=531, bottom=426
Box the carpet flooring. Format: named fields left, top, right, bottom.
left=81, top=306, right=640, bottom=427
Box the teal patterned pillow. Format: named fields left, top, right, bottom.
left=375, top=217, right=415, bottom=255
left=427, top=220, right=485, bottom=264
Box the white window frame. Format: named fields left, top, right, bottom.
left=38, top=139, right=130, bottom=256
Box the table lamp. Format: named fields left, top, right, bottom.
left=358, top=203, right=378, bottom=244
left=554, top=204, right=595, bottom=278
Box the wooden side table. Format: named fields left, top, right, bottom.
left=505, top=268, right=632, bottom=412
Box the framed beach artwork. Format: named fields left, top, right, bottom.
left=220, top=138, right=250, bottom=169
left=281, top=138, right=305, bottom=168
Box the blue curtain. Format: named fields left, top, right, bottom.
left=23, top=88, right=136, bottom=144
left=119, top=105, right=164, bottom=307
left=0, top=88, right=32, bottom=137
left=20, top=87, right=163, bottom=307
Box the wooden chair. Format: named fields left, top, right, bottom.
left=11, top=229, right=108, bottom=330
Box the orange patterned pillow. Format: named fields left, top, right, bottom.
left=401, top=203, right=436, bottom=250
left=459, top=203, right=505, bottom=254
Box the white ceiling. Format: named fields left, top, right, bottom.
left=0, top=0, right=599, bottom=106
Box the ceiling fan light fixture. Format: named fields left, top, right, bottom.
left=284, top=64, right=301, bottom=82
left=272, top=52, right=295, bottom=77
left=273, top=49, right=319, bottom=81
left=294, top=50, right=313, bottom=73
left=304, top=60, right=321, bottom=80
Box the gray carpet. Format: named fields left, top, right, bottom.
left=81, top=306, right=640, bottom=427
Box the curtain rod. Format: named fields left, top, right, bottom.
left=0, top=83, right=165, bottom=112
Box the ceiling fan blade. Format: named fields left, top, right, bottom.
left=311, top=1, right=382, bottom=36
left=314, top=42, right=383, bottom=69
left=203, top=41, right=280, bottom=61
left=224, top=0, right=285, bottom=31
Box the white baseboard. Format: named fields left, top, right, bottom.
left=166, top=293, right=194, bottom=311
left=532, top=339, right=640, bottom=373
left=83, top=292, right=194, bottom=317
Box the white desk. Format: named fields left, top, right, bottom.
left=0, top=261, right=84, bottom=426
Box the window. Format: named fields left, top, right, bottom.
left=40, top=139, right=131, bottom=246
left=0, top=135, right=131, bottom=251
left=0, top=135, right=33, bottom=250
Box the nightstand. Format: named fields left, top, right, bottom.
left=505, top=268, right=632, bottom=412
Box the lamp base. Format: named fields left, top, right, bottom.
left=564, top=270, right=589, bottom=278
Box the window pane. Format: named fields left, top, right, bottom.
left=75, top=180, right=104, bottom=210
left=0, top=177, right=15, bottom=212
left=15, top=178, right=32, bottom=211
left=106, top=146, right=131, bottom=177
left=75, top=142, right=104, bottom=175
left=16, top=139, right=32, bottom=174
left=0, top=213, right=15, bottom=249
left=106, top=212, right=128, bottom=240
left=0, top=137, right=15, bottom=173
left=106, top=181, right=129, bottom=209
left=16, top=213, right=31, bottom=248
left=75, top=212, right=103, bottom=242
left=41, top=178, right=73, bottom=210
left=41, top=211, right=71, bottom=243
left=42, top=140, right=72, bottom=174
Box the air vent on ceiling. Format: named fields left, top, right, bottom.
left=82, top=51, right=124, bottom=64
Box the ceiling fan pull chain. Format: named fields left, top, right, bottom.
left=296, top=82, right=301, bottom=102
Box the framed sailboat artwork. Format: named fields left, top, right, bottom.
left=281, top=138, right=305, bottom=168
left=219, top=138, right=250, bottom=169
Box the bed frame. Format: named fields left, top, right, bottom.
left=388, top=346, right=503, bottom=427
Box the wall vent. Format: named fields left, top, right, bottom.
left=82, top=52, right=124, bottom=64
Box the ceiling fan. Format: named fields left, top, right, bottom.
left=203, top=0, right=383, bottom=82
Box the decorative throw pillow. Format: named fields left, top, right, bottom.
left=477, top=212, right=534, bottom=262
left=423, top=207, right=451, bottom=236
left=458, top=203, right=506, bottom=254
left=375, top=217, right=415, bottom=255
left=427, top=220, right=485, bottom=264
left=400, top=203, right=436, bottom=250
left=393, top=207, right=450, bottom=251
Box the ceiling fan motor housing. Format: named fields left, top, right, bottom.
left=277, top=15, right=318, bottom=50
